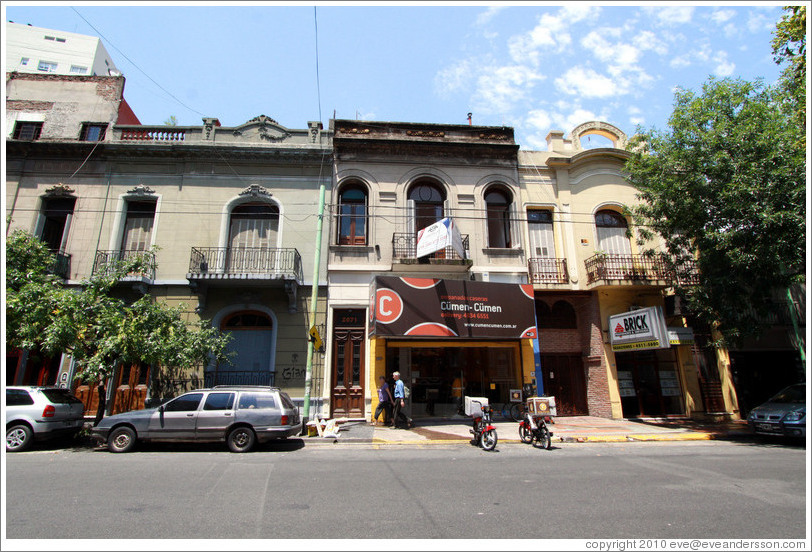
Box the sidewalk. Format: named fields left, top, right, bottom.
left=304, top=415, right=753, bottom=445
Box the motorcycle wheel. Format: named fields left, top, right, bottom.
left=519, top=423, right=533, bottom=444
left=533, top=425, right=552, bottom=450
left=479, top=429, right=498, bottom=451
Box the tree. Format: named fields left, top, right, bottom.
left=624, top=77, right=805, bottom=347
left=6, top=230, right=231, bottom=395
left=771, top=5, right=806, bottom=131
left=164, top=115, right=178, bottom=126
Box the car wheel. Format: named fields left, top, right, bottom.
left=107, top=426, right=136, bottom=453
left=6, top=424, right=33, bottom=452
left=227, top=426, right=256, bottom=453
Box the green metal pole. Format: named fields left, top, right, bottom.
left=302, top=177, right=326, bottom=428
left=785, top=286, right=805, bottom=366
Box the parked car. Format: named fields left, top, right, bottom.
left=747, top=383, right=806, bottom=439
left=91, top=386, right=303, bottom=453
left=6, top=386, right=86, bottom=452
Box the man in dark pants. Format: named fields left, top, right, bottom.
left=373, top=376, right=393, bottom=426
left=391, top=371, right=413, bottom=429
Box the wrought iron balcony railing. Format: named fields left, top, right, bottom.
left=50, top=249, right=71, bottom=279
left=528, top=257, right=569, bottom=284
left=392, top=233, right=470, bottom=262
left=92, top=249, right=156, bottom=280
left=585, top=253, right=699, bottom=286
left=188, top=247, right=303, bottom=283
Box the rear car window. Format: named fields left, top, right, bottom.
left=7, top=389, right=35, bottom=406
left=204, top=393, right=235, bottom=411
left=238, top=393, right=276, bottom=410
left=41, top=389, right=83, bottom=404
left=278, top=392, right=296, bottom=410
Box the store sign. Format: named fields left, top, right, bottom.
left=369, top=276, right=537, bottom=339
left=667, top=327, right=695, bottom=346
left=416, top=217, right=465, bottom=259
left=608, top=306, right=669, bottom=351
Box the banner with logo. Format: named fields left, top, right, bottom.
left=608, top=306, right=669, bottom=351
left=416, top=217, right=465, bottom=259
left=369, top=276, right=537, bottom=339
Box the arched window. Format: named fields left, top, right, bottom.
left=595, top=209, right=631, bottom=254
left=408, top=181, right=446, bottom=233
left=485, top=186, right=512, bottom=248
left=228, top=202, right=279, bottom=272
left=337, top=184, right=368, bottom=245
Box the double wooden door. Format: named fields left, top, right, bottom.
left=540, top=354, right=588, bottom=416
left=331, top=329, right=365, bottom=418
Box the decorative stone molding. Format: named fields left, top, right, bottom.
left=44, top=183, right=75, bottom=197
left=406, top=130, right=445, bottom=138
left=308, top=121, right=322, bottom=143
left=570, top=121, right=627, bottom=151
left=202, top=118, right=220, bottom=141
left=239, top=184, right=273, bottom=199
left=479, top=132, right=509, bottom=140
left=126, top=185, right=156, bottom=196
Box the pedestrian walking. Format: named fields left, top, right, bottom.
left=373, top=376, right=393, bottom=426
left=391, top=371, right=414, bottom=429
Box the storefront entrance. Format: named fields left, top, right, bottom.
left=616, top=349, right=684, bottom=417
left=385, top=343, right=522, bottom=419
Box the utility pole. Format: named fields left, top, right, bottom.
left=301, top=171, right=326, bottom=429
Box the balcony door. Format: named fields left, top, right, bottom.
left=407, top=182, right=447, bottom=259
left=228, top=203, right=279, bottom=273
left=39, top=197, right=75, bottom=253
left=595, top=209, right=631, bottom=254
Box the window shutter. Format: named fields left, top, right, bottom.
left=407, top=199, right=415, bottom=235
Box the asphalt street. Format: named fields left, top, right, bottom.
left=3, top=439, right=807, bottom=544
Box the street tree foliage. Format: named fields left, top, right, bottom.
left=624, top=77, right=805, bottom=347
left=5, top=230, right=232, bottom=385
left=771, top=5, right=806, bottom=132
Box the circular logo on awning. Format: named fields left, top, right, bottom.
left=376, top=288, right=403, bottom=324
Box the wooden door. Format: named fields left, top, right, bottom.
left=331, top=329, right=365, bottom=418
left=111, top=363, right=150, bottom=414
left=540, top=354, right=588, bottom=416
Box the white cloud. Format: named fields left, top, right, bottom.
left=713, top=51, right=735, bottom=77
left=710, top=9, right=736, bottom=24
left=555, top=67, right=622, bottom=98
left=633, top=30, right=669, bottom=56
left=434, top=59, right=475, bottom=97
left=473, top=65, right=545, bottom=114
left=646, top=6, right=695, bottom=26
left=509, top=5, right=602, bottom=63
left=670, top=54, right=692, bottom=69
left=475, top=6, right=506, bottom=27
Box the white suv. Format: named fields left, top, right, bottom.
left=6, top=386, right=86, bottom=452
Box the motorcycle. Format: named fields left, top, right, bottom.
left=468, top=399, right=498, bottom=451
left=519, top=411, right=553, bottom=450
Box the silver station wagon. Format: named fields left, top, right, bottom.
left=91, top=386, right=302, bottom=453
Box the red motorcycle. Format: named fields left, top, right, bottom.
left=468, top=398, right=498, bottom=451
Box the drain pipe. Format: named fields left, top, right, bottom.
left=301, top=159, right=327, bottom=430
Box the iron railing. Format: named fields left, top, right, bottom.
left=528, top=257, right=569, bottom=284
left=204, top=371, right=275, bottom=387
left=188, top=247, right=303, bottom=282
left=584, top=253, right=699, bottom=286
left=92, top=249, right=156, bottom=280
left=50, top=249, right=71, bottom=279
left=392, top=233, right=469, bottom=262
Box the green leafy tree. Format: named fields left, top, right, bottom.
left=771, top=5, right=806, bottom=131
left=164, top=115, right=178, bottom=126
left=6, top=230, right=231, bottom=393
left=625, top=77, right=805, bottom=347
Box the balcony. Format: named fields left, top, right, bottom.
left=50, top=250, right=71, bottom=280
left=584, top=253, right=699, bottom=287
left=187, top=247, right=303, bottom=312
left=92, top=250, right=156, bottom=287
left=528, top=257, right=569, bottom=285
left=392, top=233, right=472, bottom=272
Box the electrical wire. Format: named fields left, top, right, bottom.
left=71, top=7, right=205, bottom=118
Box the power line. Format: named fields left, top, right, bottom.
left=71, top=8, right=205, bottom=118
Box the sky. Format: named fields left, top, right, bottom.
left=3, top=1, right=789, bottom=150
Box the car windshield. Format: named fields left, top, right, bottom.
left=768, top=384, right=805, bottom=404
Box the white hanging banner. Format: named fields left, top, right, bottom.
left=416, top=217, right=465, bottom=259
